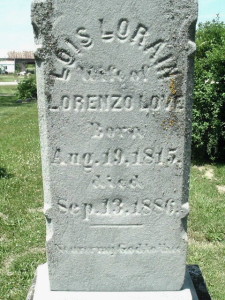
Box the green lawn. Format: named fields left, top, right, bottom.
left=0, top=93, right=224, bottom=299
left=188, top=164, right=225, bottom=300
left=0, top=86, right=17, bottom=96
left=0, top=74, right=18, bottom=82
left=0, top=94, right=45, bottom=299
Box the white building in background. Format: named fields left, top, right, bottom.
left=0, top=51, right=35, bottom=74
left=0, top=60, right=15, bottom=73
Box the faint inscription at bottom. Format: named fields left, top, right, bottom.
left=56, top=243, right=181, bottom=255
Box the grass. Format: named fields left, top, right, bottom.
left=0, top=93, right=45, bottom=299
left=0, top=74, right=18, bottom=82
left=188, top=164, right=225, bottom=300
left=0, top=91, right=224, bottom=299
left=0, top=86, right=17, bottom=96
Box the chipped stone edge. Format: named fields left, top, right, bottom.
left=31, top=0, right=56, bottom=254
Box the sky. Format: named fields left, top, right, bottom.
left=0, top=0, right=224, bottom=56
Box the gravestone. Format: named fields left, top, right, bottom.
left=31, top=0, right=198, bottom=298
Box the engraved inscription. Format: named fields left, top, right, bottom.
left=82, top=65, right=125, bottom=82
left=80, top=64, right=151, bottom=83
left=99, top=19, right=180, bottom=78
left=49, top=94, right=184, bottom=112
left=90, top=122, right=144, bottom=140
left=92, top=174, right=143, bottom=190
left=49, top=18, right=180, bottom=83
left=99, top=19, right=150, bottom=49
left=56, top=243, right=181, bottom=255
left=50, top=29, right=93, bottom=79
left=52, top=147, right=182, bottom=172
left=57, top=198, right=189, bottom=221
left=60, top=94, right=133, bottom=112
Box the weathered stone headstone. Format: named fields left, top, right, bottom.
left=31, top=0, right=198, bottom=297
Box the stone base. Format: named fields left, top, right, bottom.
left=27, top=263, right=202, bottom=300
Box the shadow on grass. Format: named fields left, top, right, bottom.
left=0, top=167, right=13, bottom=179
left=192, top=144, right=225, bottom=164
left=192, top=155, right=225, bottom=166
left=0, top=95, right=23, bottom=107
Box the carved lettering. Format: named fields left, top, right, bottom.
left=50, top=18, right=180, bottom=82
left=117, top=19, right=130, bottom=40
left=131, top=24, right=148, bottom=46
left=56, top=243, right=182, bottom=255
left=92, top=174, right=144, bottom=190
left=76, top=27, right=93, bottom=48
left=52, top=147, right=181, bottom=172
left=89, top=122, right=144, bottom=140
left=57, top=198, right=189, bottom=220
left=58, top=94, right=134, bottom=112
left=49, top=94, right=184, bottom=112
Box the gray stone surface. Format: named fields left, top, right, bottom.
left=28, top=265, right=214, bottom=299
left=31, top=264, right=199, bottom=300
left=32, top=0, right=198, bottom=292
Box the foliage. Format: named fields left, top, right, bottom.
left=0, top=69, right=225, bottom=300
left=0, top=94, right=45, bottom=299
left=16, top=75, right=37, bottom=100
left=192, top=18, right=225, bottom=161
left=15, top=64, right=21, bottom=73
left=188, top=164, right=225, bottom=300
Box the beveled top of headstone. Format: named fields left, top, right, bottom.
left=32, top=0, right=198, bottom=292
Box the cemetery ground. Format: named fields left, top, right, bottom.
left=0, top=89, right=224, bottom=300
left=0, top=75, right=18, bottom=83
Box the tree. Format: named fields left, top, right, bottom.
left=192, top=18, right=225, bottom=161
